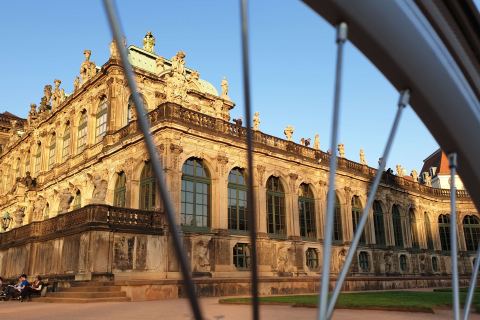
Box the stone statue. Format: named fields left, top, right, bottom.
left=411, top=169, right=419, bottom=182
left=423, top=172, right=432, bottom=187
left=143, top=32, right=155, bottom=53
left=13, top=207, right=25, bottom=228
left=284, top=125, right=294, bottom=141
left=171, top=51, right=186, bottom=75
left=38, top=96, right=49, bottom=113
left=221, top=77, right=229, bottom=99
left=194, top=239, right=210, bottom=272
left=20, top=171, right=36, bottom=190
left=109, top=40, right=119, bottom=58
left=80, top=50, right=96, bottom=84
left=336, top=248, right=347, bottom=272
left=233, top=118, right=242, bottom=127
left=253, top=112, right=260, bottom=131
left=74, top=76, right=80, bottom=92
left=384, top=252, right=393, bottom=273
left=189, top=70, right=200, bottom=81
left=155, top=58, right=165, bottom=74
left=52, top=79, right=66, bottom=110
left=28, top=104, right=38, bottom=126
left=313, top=134, right=320, bottom=150
left=360, top=149, right=367, bottom=165
left=396, top=164, right=405, bottom=177
left=337, top=144, right=345, bottom=158
left=57, top=188, right=74, bottom=214
left=88, top=172, right=108, bottom=203
left=303, top=138, right=311, bottom=147
left=277, top=246, right=290, bottom=273
left=43, top=85, right=52, bottom=106
left=32, top=196, right=47, bottom=222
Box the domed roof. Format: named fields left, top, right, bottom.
left=197, top=79, right=218, bottom=96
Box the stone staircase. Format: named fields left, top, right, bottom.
left=38, top=281, right=130, bottom=303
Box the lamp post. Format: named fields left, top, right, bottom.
left=1, top=212, right=12, bottom=231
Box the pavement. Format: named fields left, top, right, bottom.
left=0, top=297, right=479, bottom=320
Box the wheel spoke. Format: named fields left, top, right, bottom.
left=463, top=240, right=480, bottom=320
left=449, top=152, right=460, bottom=320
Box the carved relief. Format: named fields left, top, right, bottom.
left=32, top=196, right=47, bottom=222
left=193, top=238, right=211, bottom=272
left=88, top=172, right=108, bottom=203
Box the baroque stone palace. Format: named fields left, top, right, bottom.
left=0, top=33, right=478, bottom=293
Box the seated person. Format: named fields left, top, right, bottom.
left=21, top=276, right=44, bottom=301
left=5, top=274, right=29, bottom=300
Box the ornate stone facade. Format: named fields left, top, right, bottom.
left=0, top=35, right=478, bottom=285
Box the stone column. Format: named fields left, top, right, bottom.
left=288, top=173, right=299, bottom=239
left=343, top=186, right=352, bottom=242
left=213, top=155, right=229, bottom=231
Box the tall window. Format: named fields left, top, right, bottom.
left=228, top=168, right=247, bottom=231
left=299, top=183, right=316, bottom=239
left=266, top=176, right=285, bottom=235
left=351, top=196, right=365, bottom=244
left=72, top=190, right=81, bottom=210
left=48, top=135, right=56, bottom=170
left=34, top=143, right=42, bottom=175
left=424, top=212, right=434, bottom=250
left=392, top=205, right=404, bottom=248
left=62, top=124, right=71, bottom=161
left=438, top=214, right=451, bottom=251
left=181, top=158, right=210, bottom=228
left=333, top=195, right=343, bottom=241
left=140, top=162, right=156, bottom=210
left=399, top=254, right=408, bottom=272
left=358, top=251, right=370, bottom=272
left=373, top=200, right=386, bottom=246
left=463, top=215, right=480, bottom=251
left=409, top=208, right=419, bottom=249
left=114, top=171, right=127, bottom=207
left=233, top=243, right=250, bottom=270
left=77, top=111, right=88, bottom=153
left=95, top=98, right=108, bottom=142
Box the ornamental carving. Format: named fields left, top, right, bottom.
left=193, top=237, right=211, bottom=272
left=32, top=196, right=47, bottom=222
left=88, top=172, right=108, bottom=203
left=80, top=50, right=96, bottom=84
left=52, top=79, right=66, bottom=110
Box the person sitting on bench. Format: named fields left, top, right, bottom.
left=20, top=276, right=43, bottom=301
left=5, top=274, right=29, bottom=300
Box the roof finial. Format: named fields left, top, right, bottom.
left=143, top=31, right=155, bottom=53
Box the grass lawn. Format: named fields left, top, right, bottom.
left=219, top=290, right=480, bottom=313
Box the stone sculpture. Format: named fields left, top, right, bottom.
left=73, top=77, right=80, bottom=92
left=411, top=169, right=419, bottom=182
left=88, top=172, right=108, bottom=203
left=52, top=79, right=66, bottom=110
left=171, top=51, right=186, bottom=75
left=396, top=164, right=406, bottom=177
left=423, top=172, right=432, bottom=187
left=284, top=125, right=294, bottom=141
left=57, top=188, right=74, bottom=214
left=43, top=85, right=52, bottom=106
left=143, top=31, right=155, bottom=53
left=194, top=239, right=210, bottom=272
left=253, top=112, right=260, bottom=131
left=80, top=50, right=96, bottom=84
left=221, top=77, right=229, bottom=100
left=14, top=207, right=25, bottom=228
left=337, top=144, right=345, bottom=158
left=313, top=134, right=320, bottom=150
left=360, top=149, right=367, bottom=165
left=32, top=196, right=47, bottom=222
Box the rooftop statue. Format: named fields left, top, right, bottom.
left=360, top=149, right=367, bottom=165
left=221, top=77, right=230, bottom=100
left=109, top=37, right=126, bottom=59
left=253, top=112, right=260, bottom=131
left=171, top=51, right=186, bottom=75
left=313, top=134, right=320, bottom=150
left=27, top=104, right=38, bottom=126
left=337, top=144, right=345, bottom=158
left=80, top=50, right=96, bottom=84
left=396, top=164, right=406, bottom=177
left=143, top=31, right=155, bottom=53
left=284, top=125, right=294, bottom=141
left=73, top=76, right=80, bottom=92
left=38, top=96, right=49, bottom=113
left=411, top=169, right=419, bottom=182
left=43, top=85, right=52, bottom=106
left=52, top=79, right=66, bottom=110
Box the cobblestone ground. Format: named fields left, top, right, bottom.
left=1, top=298, right=479, bottom=320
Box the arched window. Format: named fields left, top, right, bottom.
left=48, top=134, right=56, bottom=170
left=399, top=254, right=408, bottom=272
left=351, top=196, right=365, bottom=244
left=266, top=176, right=286, bottom=235
left=181, top=158, right=210, bottom=228
left=77, top=111, right=88, bottom=153
left=114, top=171, right=127, bottom=207
left=409, top=208, right=419, bottom=249
left=34, top=143, right=42, bottom=175
left=72, top=190, right=81, bottom=210
left=334, top=195, right=343, bottom=241
left=463, top=215, right=480, bottom=251
left=299, top=183, right=316, bottom=239
left=140, top=162, right=156, bottom=210
left=127, top=94, right=148, bottom=124
left=233, top=243, right=250, bottom=270
left=25, top=150, right=31, bottom=174
left=373, top=200, right=386, bottom=246
left=95, top=98, right=108, bottom=142
left=358, top=251, right=370, bottom=272
left=228, top=168, right=247, bottom=231
left=62, top=123, right=71, bottom=161
left=306, top=248, right=319, bottom=270
left=438, top=214, right=451, bottom=251
left=392, top=205, right=404, bottom=248
left=424, top=212, right=434, bottom=250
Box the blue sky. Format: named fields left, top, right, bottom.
left=0, top=0, right=443, bottom=173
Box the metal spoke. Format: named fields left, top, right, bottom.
left=317, top=22, right=348, bottom=320
left=449, top=152, right=460, bottom=320
left=463, top=241, right=480, bottom=320
left=326, top=90, right=410, bottom=319
left=239, top=1, right=259, bottom=319
left=102, top=1, right=203, bottom=319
